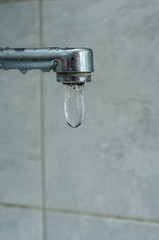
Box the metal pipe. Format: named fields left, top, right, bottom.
left=0, top=47, right=94, bottom=84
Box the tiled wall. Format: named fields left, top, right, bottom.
left=0, top=0, right=159, bottom=239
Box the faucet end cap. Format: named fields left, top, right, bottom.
left=56, top=72, right=91, bottom=84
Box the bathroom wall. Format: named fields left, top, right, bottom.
left=0, top=0, right=159, bottom=239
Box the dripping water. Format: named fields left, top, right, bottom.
left=63, top=84, right=84, bottom=128
left=20, top=69, right=28, bottom=74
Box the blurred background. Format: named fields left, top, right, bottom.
left=0, top=0, right=159, bottom=239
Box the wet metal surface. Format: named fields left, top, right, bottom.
left=0, top=47, right=94, bottom=83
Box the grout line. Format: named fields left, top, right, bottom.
left=44, top=208, right=159, bottom=226
left=0, top=0, right=37, bottom=3
left=40, top=68, right=46, bottom=240
left=0, top=202, right=159, bottom=226
left=0, top=0, right=65, bottom=4
left=39, top=0, right=43, bottom=48
left=38, top=0, right=46, bottom=239
left=0, top=202, right=42, bottom=210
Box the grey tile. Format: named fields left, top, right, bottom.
left=43, top=0, right=159, bottom=220
left=0, top=2, right=41, bottom=206
left=46, top=212, right=159, bottom=240
left=0, top=2, right=39, bottom=47
left=0, top=206, right=42, bottom=240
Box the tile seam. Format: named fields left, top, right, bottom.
left=0, top=0, right=65, bottom=3
left=0, top=0, right=37, bottom=4
left=38, top=0, right=46, bottom=239
left=46, top=208, right=159, bottom=225
left=0, top=203, right=159, bottom=226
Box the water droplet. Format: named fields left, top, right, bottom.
left=20, top=69, right=28, bottom=74
left=64, top=84, right=84, bottom=128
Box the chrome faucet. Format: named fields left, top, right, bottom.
left=0, top=47, right=94, bottom=128
left=0, top=47, right=94, bottom=83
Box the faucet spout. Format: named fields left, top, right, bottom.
left=0, top=47, right=94, bottom=84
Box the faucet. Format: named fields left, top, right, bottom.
left=0, top=47, right=94, bottom=83
left=0, top=47, right=94, bottom=128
